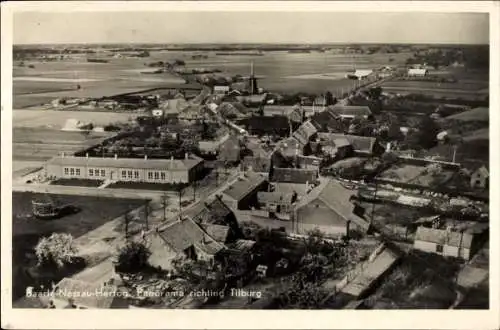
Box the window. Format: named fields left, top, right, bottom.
left=122, top=170, right=127, bottom=179
left=70, top=168, right=75, bottom=176
left=64, top=168, right=69, bottom=175
left=75, top=168, right=80, bottom=176
left=100, top=169, right=105, bottom=177
left=154, top=172, right=160, bottom=180
left=436, top=245, right=444, bottom=253
left=160, top=172, right=166, bottom=181
left=89, top=169, right=94, bottom=177
left=148, top=172, right=153, bottom=180
left=134, top=171, right=139, bottom=179
left=128, top=171, right=133, bottom=179
left=94, top=169, right=99, bottom=177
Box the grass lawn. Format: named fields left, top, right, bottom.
left=50, top=178, right=104, bottom=187
left=12, top=191, right=145, bottom=301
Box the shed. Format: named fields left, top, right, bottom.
left=413, top=226, right=477, bottom=260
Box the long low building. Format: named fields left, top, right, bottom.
left=45, top=154, right=204, bottom=184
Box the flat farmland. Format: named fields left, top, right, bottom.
left=13, top=58, right=187, bottom=108
left=13, top=127, right=113, bottom=162
left=13, top=109, right=137, bottom=129
left=12, top=191, right=145, bottom=299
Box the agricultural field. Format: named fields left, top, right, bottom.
left=13, top=50, right=412, bottom=107
left=12, top=191, right=145, bottom=300
left=13, top=109, right=137, bottom=129
left=13, top=127, right=113, bottom=162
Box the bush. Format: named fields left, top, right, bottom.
left=115, top=241, right=151, bottom=273
left=35, top=233, right=78, bottom=269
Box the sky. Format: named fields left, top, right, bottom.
left=13, top=12, right=489, bottom=45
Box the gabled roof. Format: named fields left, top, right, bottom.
left=222, top=172, right=267, bottom=201
left=271, top=167, right=317, bottom=184
left=293, top=120, right=318, bottom=145
left=333, top=137, right=352, bottom=148
left=414, top=226, right=475, bottom=249
left=329, top=105, right=372, bottom=117
left=275, top=136, right=302, bottom=158
left=310, top=110, right=344, bottom=132
left=318, top=133, right=377, bottom=154
left=157, top=217, right=225, bottom=255
left=201, top=224, right=230, bottom=243
left=296, top=179, right=370, bottom=231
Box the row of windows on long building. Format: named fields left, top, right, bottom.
left=63, top=167, right=174, bottom=181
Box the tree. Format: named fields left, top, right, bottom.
left=325, top=91, right=334, bottom=106
left=35, top=233, right=78, bottom=269
left=115, top=241, right=151, bottom=273
left=410, top=116, right=440, bottom=150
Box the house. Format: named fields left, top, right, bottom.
left=292, top=120, right=318, bottom=146
left=218, top=134, right=241, bottom=163
left=237, top=116, right=292, bottom=137
left=328, top=105, right=372, bottom=120
left=257, top=191, right=297, bottom=214
left=198, top=133, right=230, bottom=156
left=288, top=106, right=305, bottom=124
left=155, top=216, right=226, bottom=264
left=185, top=197, right=242, bottom=241
left=262, top=105, right=297, bottom=117
left=275, top=136, right=303, bottom=158
left=221, top=172, right=268, bottom=210
left=321, top=137, right=353, bottom=160
left=51, top=278, right=128, bottom=309
left=44, top=154, right=204, bottom=184
left=270, top=167, right=318, bottom=184
left=408, top=68, right=428, bottom=77
left=413, top=226, right=478, bottom=260
left=293, top=179, right=371, bottom=236
left=310, top=110, right=344, bottom=133
left=470, top=165, right=489, bottom=189
left=317, top=133, right=381, bottom=155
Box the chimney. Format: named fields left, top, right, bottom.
left=61, top=152, right=65, bottom=158
left=305, top=180, right=309, bottom=192
left=144, top=155, right=147, bottom=160
left=86, top=153, right=89, bottom=159
left=114, top=154, right=118, bottom=160
left=185, top=152, right=188, bottom=160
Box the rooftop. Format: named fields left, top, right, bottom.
left=271, top=167, right=317, bottom=184
left=296, top=179, right=370, bottom=231
left=328, top=105, right=372, bottom=117
left=46, top=155, right=203, bottom=171
left=223, top=172, right=267, bottom=201
left=318, top=133, right=377, bottom=154
left=414, top=226, right=475, bottom=249
left=293, top=120, right=318, bottom=145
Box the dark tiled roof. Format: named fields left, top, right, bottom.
left=414, top=227, right=474, bottom=249
left=310, top=111, right=344, bottom=133
left=223, top=172, right=267, bottom=201
left=329, top=105, right=372, bottom=117
left=271, top=167, right=317, bottom=184
left=201, top=224, right=230, bottom=243
left=46, top=156, right=202, bottom=171
left=293, top=120, right=318, bottom=145
left=318, top=133, right=376, bottom=154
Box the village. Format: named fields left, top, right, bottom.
left=11, top=42, right=490, bottom=310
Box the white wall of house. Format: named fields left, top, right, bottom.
left=414, top=240, right=471, bottom=260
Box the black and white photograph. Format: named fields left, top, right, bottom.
left=1, top=1, right=499, bottom=329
